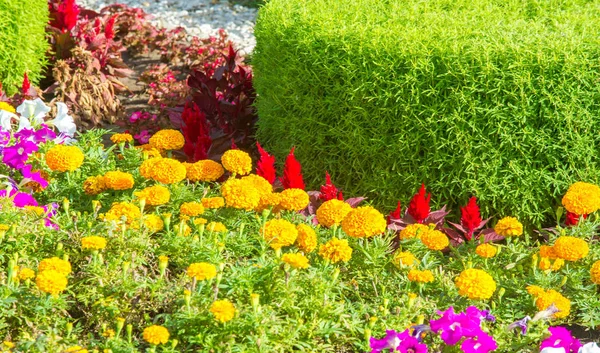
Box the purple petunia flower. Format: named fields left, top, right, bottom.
left=461, top=329, right=498, bottom=353
left=42, top=202, right=60, bottom=230
left=2, top=139, right=39, bottom=169
left=540, top=327, right=581, bottom=353
left=507, top=316, right=531, bottom=335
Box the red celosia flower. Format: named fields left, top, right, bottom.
left=460, top=196, right=482, bottom=240
left=105, top=15, right=117, bottom=40
left=387, top=201, right=402, bottom=224
left=565, top=211, right=588, bottom=226
left=230, top=139, right=238, bottom=150
left=407, top=184, right=431, bottom=223
left=21, top=73, right=30, bottom=95
left=181, top=102, right=212, bottom=162
left=50, top=0, right=80, bottom=32
left=279, top=147, right=305, bottom=190
left=256, top=142, right=276, bottom=184
left=319, top=171, right=343, bottom=201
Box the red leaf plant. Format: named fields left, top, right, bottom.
left=279, top=147, right=305, bottom=190
left=256, top=142, right=276, bottom=184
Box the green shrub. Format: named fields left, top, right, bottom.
left=253, top=0, right=600, bottom=227
left=0, top=0, right=49, bottom=94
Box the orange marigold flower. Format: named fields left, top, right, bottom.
left=526, top=285, right=545, bottom=297
left=206, top=221, right=227, bottom=233
left=36, top=270, right=68, bottom=296
left=38, top=257, right=71, bottom=276
left=455, top=268, right=496, bottom=300
left=18, top=267, right=35, bottom=281
left=534, top=289, right=571, bottom=319
left=110, top=133, right=133, bottom=144
left=494, top=217, right=523, bottom=237
left=187, top=262, right=217, bottom=281
left=83, top=175, right=106, bottom=195
left=81, top=236, right=107, bottom=250
left=296, top=224, right=318, bottom=253
left=278, top=188, right=309, bottom=212
left=210, top=299, right=236, bottom=323
left=407, top=269, right=434, bottom=283
left=261, top=219, right=298, bottom=249
left=341, top=206, right=387, bottom=238
left=149, top=129, right=185, bottom=150
left=553, top=236, right=589, bottom=261
left=221, top=178, right=260, bottom=211
left=590, top=260, right=600, bottom=284
left=142, top=325, right=170, bottom=345
left=399, top=224, right=430, bottom=240
left=241, top=174, right=273, bottom=196
left=134, top=185, right=171, bottom=206
left=562, top=181, right=600, bottom=215
left=202, top=197, right=225, bottom=209
left=103, top=171, right=135, bottom=190
left=539, top=245, right=558, bottom=259
left=150, top=158, right=187, bottom=184
left=316, top=199, right=352, bottom=228
left=318, top=237, right=352, bottom=263
left=186, top=160, right=225, bottom=182
left=281, top=253, right=310, bottom=269
left=180, top=202, right=204, bottom=217
left=45, top=145, right=84, bottom=172
left=221, top=149, right=252, bottom=175
left=475, top=243, right=497, bottom=258
left=255, top=192, right=281, bottom=212
left=103, top=202, right=141, bottom=226
left=392, top=251, right=419, bottom=268
left=420, top=229, right=449, bottom=251
left=144, top=214, right=164, bottom=233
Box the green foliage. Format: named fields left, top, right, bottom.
left=0, top=0, right=49, bottom=94
left=253, top=0, right=600, bottom=227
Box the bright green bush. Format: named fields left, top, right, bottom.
left=253, top=0, right=600, bottom=227
left=0, top=0, right=49, bottom=94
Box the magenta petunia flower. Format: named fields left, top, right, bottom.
left=20, top=164, right=48, bottom=188
left=2, top=140, right=38, bottom=169
left=0, top=188, right=39, bottom=208
left=461, top=330, right=498, bottom=353
left=370, top=330, right=408, bottom=352
left=398, top=336, right=428, bottom=353
left=540, top=327, right=581, bottom=353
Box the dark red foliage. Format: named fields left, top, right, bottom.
left=319, top=171, right=343, bottom=201
left=387, top=201, right=402, bottom=225
left=460, top=196, right=482, bottom=240
left=181, top=102, right=211, bottom=162
left=565, top=212, right=588, bottom=226
left=49, top=0, right=80, bottom=32
left=280, top=147, right=305, bottom=190
left=407, top=184, right=431, bottom=223
left=256, top=142, right=277, bottom=184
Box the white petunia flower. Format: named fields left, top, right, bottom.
left=580, top=343, right=600, bottom=353
left=16, top=98, right=50, bottom=125
left=0, top=110, right=16, bottom=131
left=49, top=102, right=76, bottom=137
left=17, top=116, right=31, bottom=131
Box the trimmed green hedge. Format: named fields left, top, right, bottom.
left=254, top=0, right=600, bottom=227
left=0, top=0, right=49, bottom=94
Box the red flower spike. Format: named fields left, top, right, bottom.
left=320, top=171, right=343, bottom=201
left=21, top=73, right=30, bottom=95
left=256, top=142, right=276, bottom=184
left=407, top=184, right=431, bottom=223
left=565, top=212, right=588, bottom=226
left=230, top=139, right=238, bottom=150
left=105, top=15, right=117, bottom=40
left=387, top=201, right=402, bottom=225
left=279, top=147, right=305, bottom=190
left=50, top=0, right=80, bottom=32
left=181, top=102, right=212, bottom=162
left=460, top=196, right=482, bottom=240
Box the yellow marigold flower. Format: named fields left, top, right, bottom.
left=142, top=325, right=170, bottom=345
left=278, top=188, right=309, bottom=212
left=144, top=214, right=164, bottom=233
left=36, top=270, right=68, bottom=296
left=103, top=171, right=135, bottom=190
left=241, top=174, right=272, bottom=195
left=261, top=219, right=298, bottom=249
left=407, top=269, right=434, bottom=283
left=562, top=181, right=600, bottom=215
left=175, top=221, right=192, bottom=236
left=140, top=158, right=161, bottom=179
left=221, top=149, right=252, bottom=175
left=420, top=229, right=449, bottom=251
left=110, top=133, right=133, bottom=144
left=526, top=285, right=545, bottom=297
left=193, top=217, right=208, bottom=226
left=282, top=253, right=310, bottom=269
left=535, top=289, right=571, bottom=319
left=538, top=257, right=552, bottom=271
left=455, top=268, right=496, bottom=300
left=103, top=202, right=141, bottom=226
left=2, top=341, right=15, bottom=349
left=553, top=236, right=589, bottom=261
left=45, top=145, right=85, bottom=172
left=296, top=224, right=318, bottom=253
left=0, top=224, right=10, bottom=231
left=158, top=255, right=169, bottom=264
left=392, top=251, right=419, bottom=268
left=494, top=217, right=523, bottom=237
left=591, top=260, right=600, bottom=284
left=551, top=258, right=565, bottom=271
left=399, top=224, right=430, bottom=240
left=18, top=267, right=35, bottom=281
left=134, top=185, right=171, bottom=206
left=316, top=199, right=353, bottom=228
left=202, top=197, right=225, bottom=209
left=24, top=205, right=45, bottom=216
left=475, top=243, right=498, bottom=258
left=221, top=178, right=260, bottom=211
left=210, top=299, right=236, bottom=323
left=187, top=262, right=217, bottom=281
left=149, top=158, right=187, bottom=184
left=180, top=202, right=204, bottom=217
left=38, top=257, right=71, bottom=276
left=64, top=346, right=88, bottom=353
left=0, top=101, right=15, bottom=113
left=81, top=236, right=107, bottom=250
left=342, top=206, right=387, bottom=238
left=149, top=129, right=185, bottom=150
left=318, top=237, right=353, bottom=263
left=255, top=192, right=281, bottom=212
left=186, top=160, right=225, bottom=182
left=540, top=245, right=558, bottom=259
left=103, top=329, right=116, bottom=338
left=83, top=175, right=106, bottom=195
left=207, top=221, right=227, bottom=233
